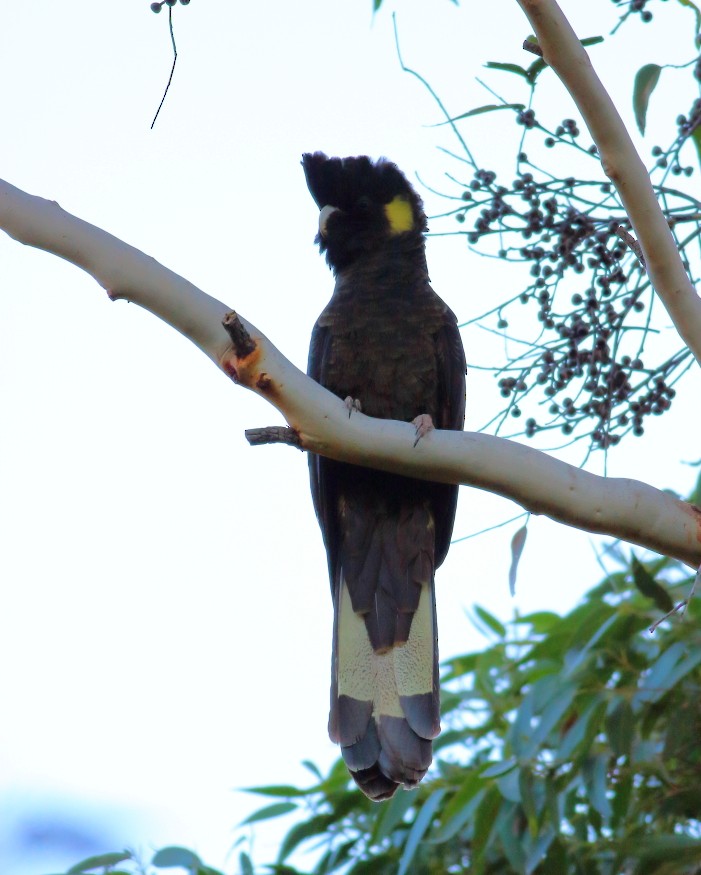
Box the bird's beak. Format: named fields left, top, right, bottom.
left=319, top=204, right=341, bottom=237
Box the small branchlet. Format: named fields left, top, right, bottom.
left=523, top=39, right=543, bottom=58
left=223, top=312, right=257, bottom=358
left=245, top=426, right=302, bottom=450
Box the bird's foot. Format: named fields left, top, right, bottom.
left=412, top=413, right=434, bottom=447
left=344, top=396, right=362, bottom=418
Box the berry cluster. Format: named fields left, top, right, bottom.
left=610, top=0, right=653, bottom=25
left=438, top=100, right=697, bottom=451
left=150, top=0, right=190, bottom=11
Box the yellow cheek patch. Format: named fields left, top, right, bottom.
left=384, top=195, right=414, bottom=235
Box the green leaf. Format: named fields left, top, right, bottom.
left=616, top=834, right=701, bottom=860
left=495, top=801, right=526, bottom=872
left=397, top=789, right=445, bottom=875
left=555, top=698, right=604, bottom=760
left=605, top=700, right=634, bottom=758
left=526, top=58, right=547, bottom=85
left=471, top=786, right=503, bottom=874
left=633, top=640, right=691, bottom=707
left=631, top=555, right=674, bottom=612
left=562, top=612, right=619, bottom=679
left=633, top=63, right=661, bottom=135
left=531, top=682, right=577, bottom=745
left=243, top=784, right=310, bottom=798
left=474, top=604, right=507, bottom=638
left=433, top=773, right=486, bottom=842
left=583, top=756, right=612, bottom=821
left=540, top=838, right=568, bottom=875
left=513, top=611, right=560, bottom=634
left=429, top=103, right=525, bottom=127
left=371, top=788, right=415, bottom=844
left=509, top=524, right=528, bottom=596
left=277, top=814, right=335, bottom=864
left=519, top=768, right=538, bottom=835
left=482, top=758, right=517, bottom=778
left=611, top=772, right=633, bottom=829
left=241, top=801, right=297, bottom=826
left=524, top=827, right=557, bottom=875
left=485, top=61, right=529, bottom=79
left=239, top=852, right=254, bottom=875
left=313, top=840, right=355, bottom=874
left=301, top=759, right=322, bottom=780
left=152, top=847, right=202, bottom=870
left=373, top=0, right=382, bottom=10
left=441, top=650, right=480, bottom=681
left=496, top=768, right=521, bottom=804
left=67, top=852, right=133, bottom=873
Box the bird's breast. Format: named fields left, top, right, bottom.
left=318, top=290, right=443, bottom=422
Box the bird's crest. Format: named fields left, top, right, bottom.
left=302, top=152, right=426, bottom=228
left=302, top=152, right=427, bottom=272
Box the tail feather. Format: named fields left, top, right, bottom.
left=352, top=764, right=398, bottom=802
left=330, top=567, right=440, bottom=801
left=377, top=716, right=432, bottom=784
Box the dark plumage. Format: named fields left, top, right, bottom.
left=303, top=152, right=466, bottom=800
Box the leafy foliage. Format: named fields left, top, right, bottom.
left=51, top=544, right=701, bottom=875
left=234, top=547, right=701, bottom=874
left=44, top=845, right=229, bottom=875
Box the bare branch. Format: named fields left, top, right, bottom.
left=522, top=39, right=543, bottom=57
left=516, top=0, right=701, bottom=366
left=615, top=225, right=646, bottom=268
left=245, top=426, right=302, bottom=448
left=223, top=311, right=257, bottom=359
left=1, top=176, right=700, bottom=568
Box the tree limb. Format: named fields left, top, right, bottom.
left=516, top=0, right=701, bottom=365
left=1, top=177, right=699, bottom=567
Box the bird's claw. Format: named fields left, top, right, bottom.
left=412, top=413, right=434, bottom=447
left=345, top=396, right=362, bottom=418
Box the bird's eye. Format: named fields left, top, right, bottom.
left=356, top=196, right=371, bottom=211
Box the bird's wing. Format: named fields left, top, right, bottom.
left=432, top=304, right=467, bottom=567
left=307, top=320, right=341, bottom=591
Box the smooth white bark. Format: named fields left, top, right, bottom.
left=1, top=177, right=700, bottom=567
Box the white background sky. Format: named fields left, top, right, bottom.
left=1, top=1, right=700, bottom=872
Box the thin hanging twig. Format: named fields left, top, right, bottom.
left=151, top=5, right=178, bottom=129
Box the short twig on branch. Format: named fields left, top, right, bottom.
left=522, top=39, right=544, bottom=57
left=649, top=600, right=687, bottom=633
left=649, top=564, right=701, bottom=632
left=245, top=426, right=302, bottom=449
left=223, top=311, right=256, bottom=358
left=615, top=226, right=646, bottom=268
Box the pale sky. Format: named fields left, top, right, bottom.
left=1, top=1, right=699, bottom=872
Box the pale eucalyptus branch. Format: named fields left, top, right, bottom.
left=1, top=177, right=700, bottom=568
left=515, top=0, right=701, bottom=365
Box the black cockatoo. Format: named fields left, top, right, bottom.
left=303, top=152, right=466, bottom=801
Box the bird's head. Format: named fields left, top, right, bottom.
left=302, top=152, right=428, bottom=273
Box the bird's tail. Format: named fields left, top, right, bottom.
left=328, top=504, right=440, bottom=801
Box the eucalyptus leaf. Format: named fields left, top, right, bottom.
left=397, top=790, right=445, bottom=875
left=633, top=63, right=662, bottom=134
left=67, top=852, right=133, bottom=874
left=152, top=847, right=202, bottom=870
left=241, top=801, right=297, bottom=826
